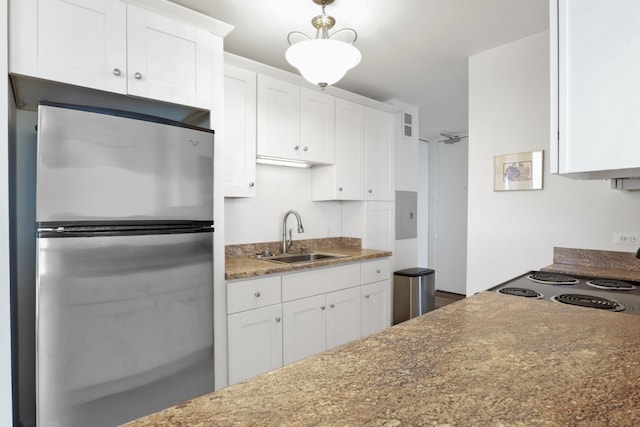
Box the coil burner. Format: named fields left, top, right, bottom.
left=586, top=279, right=636, bottom=291
left=497, top=287, right=543, bottom=299
left=527, top=272, right=580, bottom=285
left=550, top=294, right=625, bottom=312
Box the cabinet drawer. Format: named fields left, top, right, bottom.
left=227, top=276, right=281, bottom=314
left=282, top=263, right=360, bottom=302
left=361, top=258, right=390, bottom=284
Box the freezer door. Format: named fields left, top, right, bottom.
left=36, top=104, right=213, bottom=222
left=36, top=232, right=213, bottom=427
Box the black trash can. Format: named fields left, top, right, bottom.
left=393, top=268, right=435, bottom=325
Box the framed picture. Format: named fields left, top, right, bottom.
left=494, top=150, right=543, bottom=191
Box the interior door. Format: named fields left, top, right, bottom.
left=430, top=139, right=468, bottom=295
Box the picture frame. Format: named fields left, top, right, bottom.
left=494, top=150, right=543, bottom=191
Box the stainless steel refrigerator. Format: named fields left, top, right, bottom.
left=35, top=102, right=215, bottom=426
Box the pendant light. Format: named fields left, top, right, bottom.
left=286, top=0, right=360, bottom=89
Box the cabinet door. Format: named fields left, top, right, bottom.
left=282, top=295, right=326, bottom=365
left=553, top=0, right=640, bottom=176
left=364, top=201, right=395, bottom=251
left=364, top=107, right=395, bottom=201
left=361, top=281, right=391, bottom=337
left=257, top=75, right=300, bottom=160
left=227, top=304, right=283, bottom=385
left=299, top=88, right=335, bottom=164
left=10, top=0, right=127, bottom=93
left=127, top=4, right=214, bottom=108
left=326, top=287, right=361, bottom=350
left=311, top=98, right=365, bottom=200
left=224, top=65, right=257, bottom=197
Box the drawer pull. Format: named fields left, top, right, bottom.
left=275, top=317, right=281, bottom=323
left=364, top=294, right=370, bottom=299
left=329, top=304, right=335, bottom=309
left=376, top=269, right=381, bottom=274
left=254, top=292, right=261, bottom=298
left=320, top=305, right=326, bottom=310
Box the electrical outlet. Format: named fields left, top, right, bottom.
left=613, top=232, right=640, bottom=245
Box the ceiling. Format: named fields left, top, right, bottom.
left=170, top=0, right=549, bottom=137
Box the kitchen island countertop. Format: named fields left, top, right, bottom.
left=124, top=292, right=640, bottom=426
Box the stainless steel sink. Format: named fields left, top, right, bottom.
left=259, top=253, right=348, bottom=264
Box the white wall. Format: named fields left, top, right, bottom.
left=467, top=31, right=640, bottom=296
left=224, top=164, right=342, bottom=244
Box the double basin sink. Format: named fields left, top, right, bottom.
left=257, top=252, right=348, bottom=264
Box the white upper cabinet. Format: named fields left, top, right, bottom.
left=312, top=98, right=365, bottom=201
left=10, top=0, right=127, bottom=93
left=257, top=74, right=334, bottom=165
left=299, top=87, right=335, bottom=164
left=551, top=0, right=640, bottom=179
left=10, top=0, right=220, bottom=109
left=257, top=75, right=300, bottom=160
left=364, top=107, right=395, bottom=201
left=224, top=64, right=257, bottom=197
left=126, top=4, right=214, bottom=108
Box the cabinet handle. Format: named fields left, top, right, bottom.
left=329, top=304, right=335, bottom=309
left=294, top=145, right=299, bottom=150
left=320, top=305, right=326, bottom=310
left=364, top=294, right=370, bottom=299
left=249, top=182, right=255, bottom=188
left=275, top=317, right=281, bottom=323
left=134, top=72, right=142, bottom=80
left=254, top=292, right=261, bottom=298
left=303, top=146, right=308, bottom=152
left=368, top=189, right=373, bottom=194
left=113, top=68, right=121, bottom=76
left=376, top=269, right=381, bottom=274
left=338, top=187, right=343, bottom=192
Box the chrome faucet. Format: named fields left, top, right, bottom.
left=282, top=210, right=304, bottom=254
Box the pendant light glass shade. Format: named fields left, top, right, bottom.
left=286, top=0, right=360, bottom=89
left=286, top=39, right=361, bottom=88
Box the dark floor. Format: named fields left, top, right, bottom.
left=435, top=290, right=465, bottom=309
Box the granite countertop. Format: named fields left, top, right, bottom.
left=123, top=292, right=640, bottom=426
left=225, top=247, right=392, bottom=280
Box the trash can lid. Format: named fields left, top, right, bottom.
left=394, top=267, right=435, bottom=277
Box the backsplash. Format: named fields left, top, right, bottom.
left=553, top=247, right=640, bottom=272
left=225, top=237, right=362, bottom=259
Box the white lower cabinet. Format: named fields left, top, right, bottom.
left=361, top=281, right=390, bottom=337
left=283, top=286, right=361, bottom=365
left=227, top=304, right=282, bottom=385
left=226, top=259, right=390, bottom=385
left=282, top=294, right=327, bottom=365
left=326, top=287, right=362, bottom=349
left=361, top=258, right=392, bottom=337
left=227, top=275, right=282, bottom=385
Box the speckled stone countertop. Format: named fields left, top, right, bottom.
left=123, top=292, right=640, bottom=426
left=225, top=246, right=392, bottom=280
left=543, top=247, right=640, bottom=281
